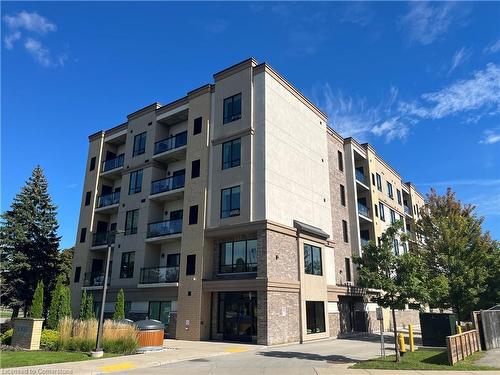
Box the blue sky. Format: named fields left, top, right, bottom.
left=2, top=2, right=499, bottom=248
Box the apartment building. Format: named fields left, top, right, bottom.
left=70, top=58, right=424, bottom=345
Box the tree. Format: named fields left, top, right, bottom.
left=28, top=280, right=44, bottom=319
left=0, top=166, right=61, bottom=317
left=47, top=276, right=71, bottom=328
left=354, top=221, right=428, bottom=362
left=79, top=291, right=95, bottom=320
left=58, top=247, right=74, bottom=285
left=79, top=290, right=88, bottom=320
left=113, top=289, right=125, bottom=320
left=416, top=189, right=499, bottom=321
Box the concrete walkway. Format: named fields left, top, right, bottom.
left=476, top=348, right=500, bottom=368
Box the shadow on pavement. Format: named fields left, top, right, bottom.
left=257, top=350, right=360, bottom=364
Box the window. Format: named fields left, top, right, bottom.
left=85, top=191, right=91, bottom=206
left=397, top=190, right=402, bottom=205
left=222, top=138, right=241, bottom=169
left=191, top=160, right=200, bottom=178
left=374, top=204, right=379, bottom=217
left=189, top=205, right=198, bottom=225
left=80, top=228, right=87, bottom=243
left=304, top=244, right=322, bottom=275
left=402, top=242, right=408, bottom=254
left=220, top=186, right=240, bottom=218
left=376, top=173, right=382, bottom=192
left=74, top=267, right=81, bottom=283
left=186, top=254, right=196, bottom=276
left=148, top=301, right=172, bottom=326
left=345, top=258, right=351, bottom=282
left=120, top=252, right=135, bottom=278
left=220, top=240, right=257, bottom=273
left=338, top=151, right=344, bottom=171
left=306, top=301, right=325, bottom=334
left=128, top=170, right=143, bottom=194
left=387, top=182, right=394, bottom=199
left=125, top=209, right=139, bottom=235
left=393, top=239, right=399, bottom=255
left=133, top=132, right=147, bottom=156
left=379, top=203, right=385, bottom=221
left=371, top=173, right=375, bottom=186
left=390, top=209, right=396, bottom=224
left=193, top=117, right=202, bottom=135
left=340, top=185, right=346, bottom=206
left=342, top=220, right=349, bottom=243
left=89, top=157, right=96, bottom=171
left=166, top=253, right=180, bottom=267
left=223, top=93, right=242, bottom=124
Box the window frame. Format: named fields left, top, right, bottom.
left=132, top=132, right=147, bottom=156
left=306, top=301, right=326, bottom=334
left=80, top=228, right=87, bottom=243
left=304, top=244, right=322, bottom=276
left=74, top=266, right=81, bottom=283
left=193, top=117, right=202, bottom=135
left=222, top=138, right=241, bottom=170
left=125, top=209, right=139, bottom=235
left=342, top=220, right=349, bottom=243
left=338, top=151, right=344, bottom=172
left=219, top=239, right=257, bottom=274
left=186, top=254, right=196, bottom=276
left=387, top=182, right=394, bottom=199
left=340, top=184, right=346, bottom=206
left=89, top=157, right=96, bottom=171
left=379, top=203, right=385, bottom=221
left=220, top=186, right=241, bottom=218
left=85, top=191, right=92, bottom=206
left=223, top=93, right=242, bottom=124
left=188, top=205, right=198, bottom=225
left=128, top=169, right=143, bottom=195
left=120, top=251, right=135, bottom=279
left=345, top=258, right=352, bottom=282
left=376, top=173, right=382, bottom=192
left=397, top=190, right=402, bottom=205
left=191, top=159, right=200, bottom=179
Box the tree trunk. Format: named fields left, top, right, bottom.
left=11, top=306, right=19, bottom=318
left=392, top=308, right=400, bottom=362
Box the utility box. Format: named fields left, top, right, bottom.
left=420, top=313, right=457, bottom=347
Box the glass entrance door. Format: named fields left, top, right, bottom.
left=219, top=292, right=257, bottom=342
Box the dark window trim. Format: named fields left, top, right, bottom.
left=128, top=169, right=143, bottom=195
left=193, top=117, right=202, bottom=135
left=120, top=251, right=135, bottom=279
left=133, top=132, right=147, bottom=156
left=345, top=258, right=352, bottom=282
left=74, top=266, right=81, bottom=283
left=223, top=93, right=242, bottom=124
left=304, top=244, right=322, bottom=276
left=338, top=151, right=344, bottom=172
left=219, top=239, right=257, bottom=274
left=340, top=184, right=346, bottom=206
left=342, top=220, right=349, bottom=243
left=220, top=185, right=241, bottom=218
left=189, top=205, right=198, bottom=225
left=222, top=138, right=241, bottom=170
left=306, top=301, right=326, bottom=334
left=186, top=254, right=196, bottom=276
left=191, top=159, right=200, bottom=179
left=125, top=209, right=139, bottom=235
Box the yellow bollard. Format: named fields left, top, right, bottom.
left=457, top=325, right=462, bottom=334
left=408, top=324, right=415, bottom=352
left=398, top=332, right=406, bottom=355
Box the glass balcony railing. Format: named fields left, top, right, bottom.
left=151, top=173, right=185, bottom=195
left=355, top=170, right=367, bottom=185
left=404, top=205, right=411, bottom=215
left=83, top=271, right=110, bottom=287
left=92, top=231, right=116, bottom=247
left=358, top=202, right=369, bottom=217
left=140, top=266, right=179, bottom=284
left=154, top=131, right=187, bottom=155
left=360, top=238, right=370, bottom=247
left=102, top=154, right=124, bottom=172
left=147, top=218, right=182, bottom=238
left=97, top=191, right=120, bottom=208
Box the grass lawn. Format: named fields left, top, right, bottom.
left=0, top=351, right=117, bottom=368
left=0, top=310, right=13, bottom=318
left=351, top=349, right=498, bottom=371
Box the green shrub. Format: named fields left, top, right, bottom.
left=113, top=289, right=125, bottom=320
left=40, top=329, right=59, bottom=351
left=28, top=280, right=44, bottom=318
left=1, top=329, right=13, bottom=345
left=102, top=337, right=138, bottom=354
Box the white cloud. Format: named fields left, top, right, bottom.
left=24, top=38, right=52, bottom=67
left=484, top=39, right=500, bottom=54
left=3, top=10, right=56, bottom=34
left=479, top=128, right=500, bottom=145
left=400, top=2, right=464, bottom=45
left=400, top=63, right=500, bottom=120
left=4, top=31, right=20, bottom=49
left=448, top=47, right=471, bottom=75
left=371, top=117, right=409, bottom=142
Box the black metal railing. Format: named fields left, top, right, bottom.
left=102, top=154, right=124, bottom=172
left=150, top=173, right=185, bottom=195
left=83, top=271, right=110, bottom=287
left=147, top=219, right=182, bottom=238
left=154, top=131, right=187, bottom=155
left=92, top=231, right=116, bottom=247
left=140, top=266, right=179, bottom=284
left=97, top=191, right=120, bottom=208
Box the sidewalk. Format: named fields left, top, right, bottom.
left=0, top=340, right=262, bottom=374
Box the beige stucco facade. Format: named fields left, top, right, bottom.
left=70, top=58, right=425, bottom=345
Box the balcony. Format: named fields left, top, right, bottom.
left=404, top=205, right=412, bottom=216
left=83, top=271, right=110, bottom=288
left=95, top=191, right=120, bottom=213
left=145, top=219, right=182, bottom=243
left=153, top=131, right=187, bottom=162
left=149, top=173, right=185, bottom=201
left=357, top=202, right=372, bottom=223
left=360, top=238, right=370, bottom=248
left=355, top=169, right=369, bottom=190
left=138, top=266, right=179, bottom=287
left=101, top=154, right=124, bottom=178
left=91, top=231, right=115, bottom=248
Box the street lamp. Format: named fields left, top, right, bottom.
left=92, top=229, right=125, bottom=358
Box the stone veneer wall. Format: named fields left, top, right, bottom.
left=389, top=310, right=420, bottom=330
left=266, top=291, right=300, bottom=345
left=326, top=133, right=353, bottom=285
left=329, top=313, right=341, bottom=337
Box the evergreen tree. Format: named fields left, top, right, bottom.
left=58, top=247, right=74, bottom=285
left=354, top=221, right=428, bottom=362
left=79, top=290, right=88, bottom=320
left=28, top=280, right=44, bottom=319
left=59, top=286, right=72, bottom=319
left=416, top=188, right=499, bottom=321
left=0, top=166, right=61, bottom=316
left=84, top=292, right=95, bottom=320
left=47, top=276, right=71, bottom=328
left=113, top=289, right=125, bottom=320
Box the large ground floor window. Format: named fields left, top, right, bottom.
left=306, top=301, right=326, bottom=334
left=149, top=301, right=172, bottom=326
left=218, top=291, right=257, bottom=342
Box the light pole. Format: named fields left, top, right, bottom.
left=92, top=229, right=124, bottom=358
